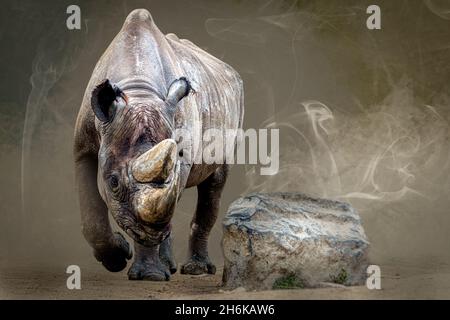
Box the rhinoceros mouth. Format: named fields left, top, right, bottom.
left=125, top=224, right=170, bottom=246
left=112, top=207, right=171, bottom=246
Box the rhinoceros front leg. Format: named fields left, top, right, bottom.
left=181, top=165, right=229, bottom=275
left=128, top=235, right=176, bottom=281
left=159, top=233, right=177, bottom=274
left=75, top=156, right=132, bottom=272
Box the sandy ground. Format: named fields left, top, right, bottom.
left=2, top=260, right=450, bottom=299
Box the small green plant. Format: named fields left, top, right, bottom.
left=331, top=268, right=348, bottom=285
left=272, top=274, right=304, bottom=289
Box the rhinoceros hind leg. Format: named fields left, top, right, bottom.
left=180, top=165, right=228, bottom=275
left=128, top=241, right=171, bottom=281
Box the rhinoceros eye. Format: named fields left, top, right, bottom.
left=108, top=174, right=120, bottom=192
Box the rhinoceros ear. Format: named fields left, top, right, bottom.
left=91, top=79, right=127, bottom=122
left=165, top=77, right=192, bottom=110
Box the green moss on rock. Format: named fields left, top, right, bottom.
left=272, top=274, right=304, bottom=289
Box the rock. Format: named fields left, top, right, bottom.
left=221, top=192, right=370, bottom=290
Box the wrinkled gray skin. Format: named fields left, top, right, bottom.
left=74, top=9, right=243, bottom=281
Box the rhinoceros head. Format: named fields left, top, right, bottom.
left=90, top=77, right=191, bottom=246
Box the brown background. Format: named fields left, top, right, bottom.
left=1, top=0, right=450, bottom=295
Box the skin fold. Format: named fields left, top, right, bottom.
left=73, top=9, right=243, bottom=280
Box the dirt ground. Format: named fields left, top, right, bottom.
left=2, top=260, right=450, bottom=300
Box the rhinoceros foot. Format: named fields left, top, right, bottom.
left=180, top=254, right=216, bottom=275
left=94, top=232, right=132, bottom=272
left=128, top=241, right=171, bottom=281
left=127, top=260, right=170, bottom=281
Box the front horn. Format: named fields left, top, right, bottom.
left=131, top=139, right=177, bottom=183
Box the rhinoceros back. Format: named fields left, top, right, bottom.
left=166, top=33, right=244, bottom=171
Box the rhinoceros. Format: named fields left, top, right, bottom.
left=73, top=9, right=243, bottom=281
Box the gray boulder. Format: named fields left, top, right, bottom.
left=222, top=192, right=370, bottom=290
